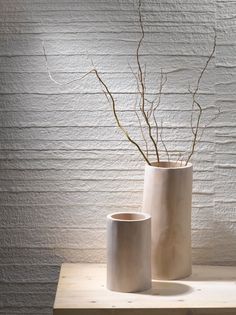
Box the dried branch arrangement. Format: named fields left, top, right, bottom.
left=43, top=0, right=219, bottom=166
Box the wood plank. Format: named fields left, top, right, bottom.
left=53, top=264, right=236, bottom=315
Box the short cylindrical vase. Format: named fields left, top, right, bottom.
left=107, top=212, right=151, bottom=292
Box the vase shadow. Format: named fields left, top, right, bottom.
left=142, top=281, right=192, bottom=296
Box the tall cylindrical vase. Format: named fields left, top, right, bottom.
left=143, top=161, right=192, bottom=280
left=107, top=212, right=151, bottom=292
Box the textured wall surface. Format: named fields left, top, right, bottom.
left=0, top=0, right=235, bottom=314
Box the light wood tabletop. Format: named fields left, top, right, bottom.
left=53, top=263, right=236, bottom=315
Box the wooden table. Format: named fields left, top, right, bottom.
left=53, top=263, right=236, bottom=315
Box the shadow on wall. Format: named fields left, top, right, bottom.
left=213, top=220, right=236, bottom=266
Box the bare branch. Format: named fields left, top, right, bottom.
left=151, top=70, right=167, bottom=115
left=198, top=106, right=221, bottom=142
left=136, top=0, right=145, bottom=113
left=186, top=33, right=216, bottom=165
left=186, top=99, right=203, bottom=165
left=134, top=96, right=149, bottom=158
left=42, top=1, right=217, bottom=167
left=128, top=62, right=142, bottom=96
left=92, top=68, right=151, bottom=165
left=136, top=0, right=160, bottom=162
left=128, top=62, right=150, bottom=157
left=176, top=151, right=183, bottom=164
left=153, top=112, right=159, bottom=147
left=42, top=41, right=93, bottom=88
left=148, top=70, right=168, bottom=154
left=160, top=120, right=170, bottom=163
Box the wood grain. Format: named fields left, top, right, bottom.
left=53, top=263, right=236, bottom=315
left=107, top=212, right=151, bottom=292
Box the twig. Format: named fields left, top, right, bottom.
left=186, top=33, right=216, bottom=165
left=152, top=71, right=167, bottom=144
left=148, top=70, right=167, bottom=118
left=92, top=68, right=151, bottom=165
left=42, top=41, right=93, bottom=88
left=43, top=41, right=150, bottom=164
left=136, top=0, right=160, bottom=162
left=186, top=99, right=203, bottom=165
left=128, top=62, right=149, bottom=157
left=176, top=151, right=183, bottom=164
left=198, top=106, right=221, bottom=142
left=134, top=96, right=149, bottom=158
left=42, top=1, right=217, bottom=167
left=160, top=119, right=170, bottom=163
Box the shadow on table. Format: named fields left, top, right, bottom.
left=142, top=281, right=192, bottom=296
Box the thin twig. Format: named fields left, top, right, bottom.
left=42, top=41, right=93, bottom=88
left=176, top=151, right=183, bottom=164
left=160, top=119, right=170, bottom=163
left=148, top=71, right=168, bottom=155
left=128, top=62, right=149, bottom=156
left=186, top=33, right=216, bottom=165
left=152, top=71, right=167, bottom=144
left=43, top=42, right=150, bottom=164
left=148, top=70, right=167, bottom=118
left=186, top=99, right=203, bottom=165
left=198, top=106, right=221, bottom=142
left=134, top=96, right=149, bottom=158
left=92, top=68, right=151, bottom=165
left=42, top=1, right=217, bottom=167
left=153, top=114, right=159, bottom=148
left=136, top=0, right=160, bottom=162
left=90, top=56, right=151, bottom=163
left=190, top=34, right=216, bottom=134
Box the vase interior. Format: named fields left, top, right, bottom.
left=110, top=212, right=150, bottom=222
left=150, top=161, right=191, bottom=169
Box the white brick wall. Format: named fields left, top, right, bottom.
left=0, top=0, right=235, bottom=314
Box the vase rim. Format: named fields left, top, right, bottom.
left=147, top=160, right=192, bottom=169
left=107, top=212, right=151, bottom=222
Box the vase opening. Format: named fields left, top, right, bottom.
left=108, top=212, right=150, bottom=222
left=150, top=161, right=192, bottom=169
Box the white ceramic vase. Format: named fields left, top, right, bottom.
left=107, top=212, right=151, bottom=292
left=143, top=161, right=192, bottom=280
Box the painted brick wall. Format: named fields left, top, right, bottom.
left=0, top=0, right=235, bottom=314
